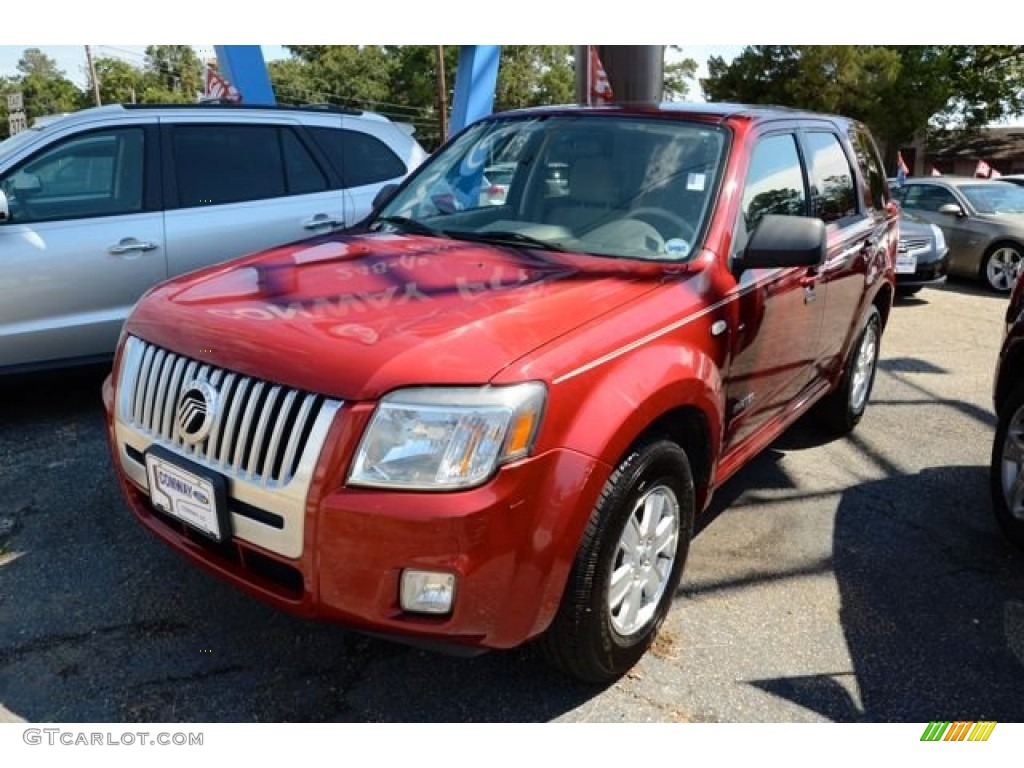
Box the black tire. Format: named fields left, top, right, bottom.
left=817, top=305, right=881, bottom=435
left=539, top=438, right=695, bottom=683
left=981, top=243, right=1023, bottom=293
left=896, top=286, right=923, bottom=297
left=991, top=382, right=1024, bottom=550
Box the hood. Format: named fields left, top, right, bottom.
left=126, top=232, right=671, bottom=400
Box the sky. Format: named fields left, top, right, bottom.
left=0, top=44, right=741, bottom=102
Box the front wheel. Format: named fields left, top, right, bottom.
left=982, top=244, right=1023, bottom=293
left=817, top=305, right=881, bottom=435
left=539, top=438, right=695, bottom=683
left=991, top=383, right=1024, bottom=550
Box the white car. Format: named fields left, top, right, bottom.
left=0, top=103, right=427, bottom=372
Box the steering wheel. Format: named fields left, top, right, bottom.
left=624, top=207, right=695, bottom=242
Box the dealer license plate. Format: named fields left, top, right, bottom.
left=145, top=446, right=227, bottom=542
left=895, top=253, right=918, bottom=274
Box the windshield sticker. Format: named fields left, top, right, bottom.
left=664, top=238, right=691, bottom=258
left=686, top=173, right=706, bottom=192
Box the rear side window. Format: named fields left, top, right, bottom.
left=307, top=127, right=407, bottom=189
left=741, top=133, right=807, bottom=232
left=172, top=125, right=285, bottom=207
left=850, top=126, right=888, bottom=212
left=805, top=131, right=857, bottom=224
left=281, top=128, right=328, bottom=195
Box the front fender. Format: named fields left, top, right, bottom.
left=539, top=339, right=724, bottom=492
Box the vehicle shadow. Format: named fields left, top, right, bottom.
left=936, top=276, right=1008, bottom=302
left=744, top=463, right=1024, bottom=721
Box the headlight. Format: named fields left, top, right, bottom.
left=930, top=223, right=946, bottom=252
left=349, top=383, right=546, bottom=490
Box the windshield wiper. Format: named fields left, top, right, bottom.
left=372, top=216, right=444, bottom=237
left=443, top=230, right=566, bottom=252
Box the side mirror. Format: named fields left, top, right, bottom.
left=938, top=203, right=964, bottom=217
left=0, top=189, right=8, bottom=223
left=737, top=214, right=826, bottom=272
left=372, top=183, right=399, bottom=211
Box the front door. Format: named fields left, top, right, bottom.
left=724, top=131, right=825, bottom=452
left=0, top=126, right=165, bottom=369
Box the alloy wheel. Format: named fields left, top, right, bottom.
left=608, top=484, right=680, bottom=637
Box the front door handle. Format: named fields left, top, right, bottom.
left=108, top=238, right=159, bottom=255
left=303, top=214, right=345, bottom=230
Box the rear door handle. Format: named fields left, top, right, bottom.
left=108, top=239, right=159, bottom=256
left=303, top=214, right=345, bottom=230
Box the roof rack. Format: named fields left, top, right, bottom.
left=120, top=102, right=364, bottom=116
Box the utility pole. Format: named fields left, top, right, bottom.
left=436, top=45, right=448, bottom=145
left=85, top=45, right=101, bottom=106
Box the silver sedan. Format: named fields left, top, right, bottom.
left=892, top=176, right=1024, bottom=292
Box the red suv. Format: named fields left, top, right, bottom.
left=103, top=104, right=897, bottom=682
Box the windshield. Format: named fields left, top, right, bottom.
left=960, top=182, right=1024, bottom=214
left=373, top=114, right=726, bottom=262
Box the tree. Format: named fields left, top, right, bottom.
left=93, top=57, right=148, bottom=105
left=14, top=48, right=84, bottom=122
left=493, top=46, right=574, bottom=110
left=144, top=45, right=204, bottom=102
left=663, top=46, right=698, bottom=101
left=702, top=45, right=1024, bottom=168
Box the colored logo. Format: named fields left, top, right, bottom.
left=920, top=721, right=997, bottom=742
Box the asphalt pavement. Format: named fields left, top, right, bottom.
left=0, top=278, right=1021, bottom=722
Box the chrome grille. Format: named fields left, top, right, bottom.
left=898, top=237, right=930, bottom=253
left=120, top=336, right=334, bottom=487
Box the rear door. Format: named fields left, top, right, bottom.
left=308, top=118, right=419, bottom=225
left=160, top=118, right=344, bottom=278
left=798, top=124, right=887, bottom=378
left=0, top=122, right=164, bottom=369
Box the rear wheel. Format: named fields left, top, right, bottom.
left=817, top=305, right=881, bottom=435
left=539, top=438, right=694, bottom=683
left=991, top=382, right=1024, bottom=550
left=982, top=243, right=1023, bottom=293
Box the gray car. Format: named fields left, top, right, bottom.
left=892, top=176, right=1024, bottom=292
left=0, top=103, right=427, bottom=373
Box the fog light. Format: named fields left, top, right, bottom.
left=400, top=570, right=456, bottom=614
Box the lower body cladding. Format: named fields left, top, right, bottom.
left=105, top=387, right=609, bottom=651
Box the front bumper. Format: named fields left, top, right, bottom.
left=104, top=375, right=610, bottom=651
left=896, top=247, right=948, bottom=288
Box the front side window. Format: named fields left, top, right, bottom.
left=0, top=128, right=144, bottom=224
left=805, top=131, right=857, bottom=223
left=741, top=133, right=807, bottom=232
left=375, top=115, right=726, bottom=262
left=899, top=184, right=958, bottom=213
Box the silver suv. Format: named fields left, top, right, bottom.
left=0, top=103, right=427, bottom=372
